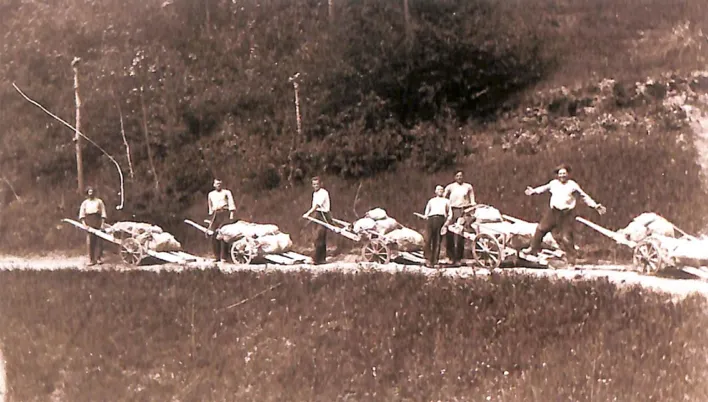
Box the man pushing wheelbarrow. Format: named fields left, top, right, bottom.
left=522, top=164, right=607, bottom=266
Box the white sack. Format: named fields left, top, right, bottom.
left=647, top=218, right=675, bottom=237
left=366, top=208, right=388, bottom=221
left=619, top=213, right=675, bottom=242
left=353, top=217, right=377, bottom=233
left=217, top=221, right=280, bottom=242
left=619, top=221, right=651, bottom=243
left=109, top=221, right=163, bottom=236
left=257, top=232, right=293, bottom=254
left=474, top=206, right=504, bottom=223
left=633, top=212, right=661, bottom=226
left=374, top=217, right=401, bottom=235
left=147, top=232, right=182, bottom=252
left=387, top=227, right=424, bottom=252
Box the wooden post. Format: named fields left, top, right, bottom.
left=287, top=73, right=302, bottom=186
left=72, top=57, right=85, bottom=193
left=328, top=0, right=334, bottom=23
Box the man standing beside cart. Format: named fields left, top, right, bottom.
left=423, top=185, right=453, bottom=267
left=79, top=186, right=107, bottom=266
left=444, top=171, right=476, bottom=266
left=207, top=178, right=236, bottom=262
left=523, top=164, right=606, bottom=265
left=302, top=176, right=331, bottom=265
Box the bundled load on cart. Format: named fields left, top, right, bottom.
left=217, top=221, right=294, bottom=254
left=184, top=218, right=310, bottom=265
left=106, top=221, right=183, bottom=252
left=353, top=208, right=425, bottom=252
left=304, top=207, right=426, bottom=264
left=62, top=218, right=200, bottom=266
left=616, top=213, right=675, bottom=242
left=447, top=204, right=565, bottom=269
left=578, top=212, right=708, bottom=276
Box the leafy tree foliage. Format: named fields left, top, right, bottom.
left=0, top=0, right=551, bottom=194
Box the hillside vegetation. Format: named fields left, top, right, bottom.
left=1, top=0, right=708, bottom=253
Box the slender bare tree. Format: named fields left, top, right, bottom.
left=287, top=73, right=302, bottom=186
left=139, top=86, right=160, bottom=193
left=72, top=57, right=85, bottom=193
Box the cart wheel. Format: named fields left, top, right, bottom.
left=361, top=239, right=391, bottom=264
left=633, top=238, right=665, bottom=273
left=120, top=238, right=144, bottom=265
left=230, top=237, right=258, bottom=264
left=472, top=233, right=503, bottom=269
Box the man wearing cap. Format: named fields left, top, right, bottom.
left=444, top=171, right=476, bottom=266
left=523, top=164, right=607, bottom=265
left=302, top=176, right=331, bottom=265
left=79, top=186, right=107, bottom=266
left=207, top=179, right=236, bottom=262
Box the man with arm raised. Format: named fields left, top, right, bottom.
left=523, top=164, right=606, bottom=265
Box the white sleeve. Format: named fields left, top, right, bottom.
left=573, top=181, right=598, bottom=208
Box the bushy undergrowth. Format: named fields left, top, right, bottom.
left=2, top=119, right=705, bottom=258
left=0, top=270, right=705, bottom=401
left=1, top=0, right=708, bottom=255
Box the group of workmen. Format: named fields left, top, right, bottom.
left=301, top=165, right=606, bottom=267
left=78, top=163, right=606, bottom=267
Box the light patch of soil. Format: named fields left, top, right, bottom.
left=1, top=254, right=707, bottom=300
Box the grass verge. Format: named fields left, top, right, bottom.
left=0, top=268, right=706, bottom=401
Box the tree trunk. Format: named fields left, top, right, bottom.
left=116, top=100, right=134, bottom=179
left=139, top=87, right=160, bottom=194
left=72, top=57, right=84, bottom=194
left=287, top=75, right=302, bottom=186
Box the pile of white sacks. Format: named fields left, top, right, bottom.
left=353, top=208, right=425, bottom=252
left=107, top=221, right=182, bottom=252
left=617, top=212, right=675, bottom=242
left=455, top=206, right=560, bottom=250
left=216, top=221, right=293, bottom=254
left=618, top=212, right=708, bottom=261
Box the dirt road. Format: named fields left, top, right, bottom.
left=1, top=255, right=707, bottom=300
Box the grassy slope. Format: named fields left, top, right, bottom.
left=0, top=269, right=706, bottom=401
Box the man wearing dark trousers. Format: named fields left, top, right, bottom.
left=423, top=185, right=452, bottom=267
left=302, top=176, right=331, bottom=265
left=207, top=178, right=236, bottom=262
left=79, top=187, right=107, bottom=266
left=444, top=171, right=476, bottom=266
left=523, top=164, right=607, bottom=265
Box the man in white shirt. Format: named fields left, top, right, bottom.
left=523, top=164, right=607, bottom=264
left=302, top=176, right=332, bottom=264
left=423, top=185, right=453, bottom=267
left=207, top=179, right=236, bottom=262
left=444, top=171, right=476, bottom=265
left=79, top=187, right=107, bottom=265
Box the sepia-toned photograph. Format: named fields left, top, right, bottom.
left=1, top=0, right=708, bottom=400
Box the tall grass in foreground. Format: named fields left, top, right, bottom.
left=0, top=269, right=706, bottom=401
